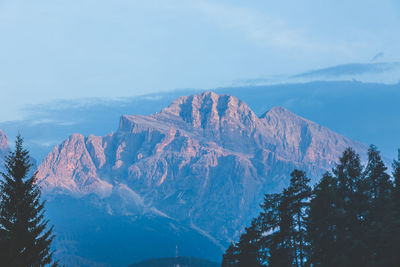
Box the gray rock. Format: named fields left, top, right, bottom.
left=36, top=92, right=367, bottom=243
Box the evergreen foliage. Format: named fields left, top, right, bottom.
left=307, top=172, right=339, bottom=267
left=388, top=149, right=400, bottom=266
left=363, top=145, right=393, bottom=265
left=0, top=135, right=57, bottom=267
left=221, top=242, right=238, bottom=267
left=223, top=146, right=400, bottom=267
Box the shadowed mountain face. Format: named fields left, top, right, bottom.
left=46, top=195, right=223, bottom=267
left=36, top=92, right=366, bottom=244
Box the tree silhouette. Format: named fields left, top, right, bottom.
left=223, top=146, right=400, bottom=267
left=0, top=135, right=57, bottom=266
left=287, top=170, right=311, bottom=267
left=363, top=145, right=393, bottom=265
left=308, top=172, right=339, bottom=266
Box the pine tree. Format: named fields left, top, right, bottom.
left=308, top=172, right=339, bottom=267
left=222, top=242, right=238, bottom=267
left=0, top=135, right=57, bottom=266
left=269, top=188, right=293, bottom=267
left=387, top=149, right=400, bottom=266
left=222, top=219, right=263, bottom=267
left=393, top=149, right=400, bottom=197
left=258, top=192, right=281, bottom=263
left=363, top=145, right=393, bottom=265
left=332, top=147, right=366, bottom=266
left=236, top=219, right=263, bottom=267
left=287, top=170, right=311, bottom=267
left=364, top=145, right=392, bottom=201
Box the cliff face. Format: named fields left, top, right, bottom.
left=0, top=130, right=8, bottom=171
left=0, top=130, right=7, bottom=151
left=36, top=92, right=367, bottom=242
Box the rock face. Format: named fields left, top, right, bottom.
left=0, top=130, right=9, bottom=170
left=36, top=92, right=367, bottom=243
left=0, top=130, right=7, bottom=151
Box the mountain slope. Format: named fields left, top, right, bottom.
left=0, top=130, right=8, bottom=171
left=46, top=195, right=223, bottom=267
left=35, top=92, right=367, bottom=264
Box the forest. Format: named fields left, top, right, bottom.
left=222, top=146, right=400, bottom=267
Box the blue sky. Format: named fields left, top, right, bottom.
left=1, top=0, right=400, bottom=122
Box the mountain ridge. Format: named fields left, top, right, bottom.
left=36, top=92, right=366, bottom=244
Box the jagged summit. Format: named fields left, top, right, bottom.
left=0, top=130, right=9, bottom=172
left=160, top=91, right=258, bottom=127
left=119, top=91, right=258, bottom=134
left=36, top=92, right=367, bottom=245
left=261, top=106, right=295, bottom=117
left=0, top=129, right=8, bottom=151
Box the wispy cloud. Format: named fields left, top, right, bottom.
left=30, top=118, right=76, bottom=127
left=232, top=62, right=400, bottom=87
left=371, top=52, right=384, bottom=62
left=294, top=62, right=400, bottom=79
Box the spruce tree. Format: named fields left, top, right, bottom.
left=308, top=172, right=339, bottom=267
left=235, top=219, right=263, bottom=267
left=0, top=135, right=57, bottom=266
left=222, top=242, right=238, bottom=267
left=287, top=170, right=311, bottom=267
left=388, top=149, right=400, bottom=266
left=332, top=147, right=366, bottom=266
left=269, top=188, right=293, bottom=267
left=393, top=149, right=400, bottom=197
left=363, top=145, right=393, bottom=265
left=364, top=145, right=392, bottom=201
left=257, top=193, right=281, bottom=266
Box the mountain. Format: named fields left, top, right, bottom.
left=35, top=92, right=367, bottom=265
left=0, top=130, right=7, bottom=150
left=2, top=81, right=399, bottom=163
left=0, top=130, right=37, bottom=174
left=45, top=195, right=222, bottom=267
left=129, top=256, right=219, bottom=267
left=0, top=130, right=8, bottom=171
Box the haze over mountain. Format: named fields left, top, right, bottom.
left=31, top=92, right=367, bottom=265
left=1, top=79, right=398, bottom=162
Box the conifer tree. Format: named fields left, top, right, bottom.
left=235, top=219, right=263, bottom=267
left=363, top=145, right=393, bottom=265
left=258, top=193, right=281, bottom=263
left=364, top=145, right=392, bottom=201
left=222, top=146, right=400, bottom=267
left=393, top=149, right=400, bottom=197
left=332, top=147, right=368, bottom=266
left=308, top=172, right=339, bottom=267
left=269, top=188, right=293, bottom=267
left=387, top=149, right=400, bottom=266
left=287, top=170, right=311, bottom=267
left=0, top=135, right=57, bottom=266
left=222, top=242, right=238, bottom=267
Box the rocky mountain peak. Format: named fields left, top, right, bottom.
left=36, top=92, right=367, bottom=247
left=160, top=91, right=258, bottom=128
left=261, top=106, right=307, bottom=122
left=37, top=133, right=112, bottom=197
left=0, top=130, right=8, bottom=151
